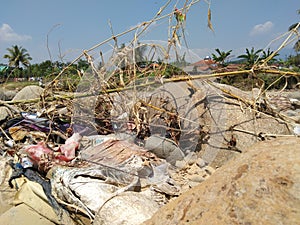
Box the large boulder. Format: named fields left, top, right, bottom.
left=12, top=85, right=43, bottom=101
left=109, top=80, right=291, bottom=168
left=178, top=81, right=291, bottom=168
left=144, top=137, right=300, bottom=225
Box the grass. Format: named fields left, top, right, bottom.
left=0, top=81, right=39, bottom=91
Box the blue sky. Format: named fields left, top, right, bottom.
left=0, top=0, right=299, bottom=64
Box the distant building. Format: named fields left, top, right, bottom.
left=183, top=56, right=217, bottom=74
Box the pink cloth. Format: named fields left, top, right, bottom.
left=24, top=133, right=82, bottom=164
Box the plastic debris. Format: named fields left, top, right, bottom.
left=57, top=133, right=82, bottom=161
left=24, top=133, right=82, bottom=171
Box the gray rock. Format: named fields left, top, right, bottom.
left=184, top=152, right=198, bottom=165
left=0, top=106, right=11, bottom=121
left=196, top=158, right=207, bottom=168
left=4, top=90, right=17, bottom=100
left=188, top=181, right=202, bottom=188
left=291, top=99, right=300, bottom=109
left=190, top=82, right=292, bottom=168
left=203, top=166, right=215, bottom=175
left=144, top=135, right=185, bottom=165
left=12, top=85, right=43, bottom=101
left=174, top=160, right=187, bottom=169
left=0, top=89, right=17, bottom=101
left=290, top=116, right=300, bottom=123
left=284, top=110, right=298, bottom=117
left=189, top=174, right=205, bottom=183
left=287, top=92, right=300, bottom=100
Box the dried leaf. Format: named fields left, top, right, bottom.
left=9, top=126, right=27, bottom=141
left=207, top=8, right=214, bottom=32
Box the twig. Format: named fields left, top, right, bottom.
left=0, top=100, right=20, bottom=113
left=46, top=24, right=61, bottom=62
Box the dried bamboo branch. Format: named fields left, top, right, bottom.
left=2, top=69, right=300, bottom=106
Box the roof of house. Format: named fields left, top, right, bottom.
left=191, top=58, right=217, bottom=72
left=192, top=59, right=216, bottom=67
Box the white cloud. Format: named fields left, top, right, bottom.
left=0, top=23, right=32, bottom=42
left=250, top=21, right=274, bottom=36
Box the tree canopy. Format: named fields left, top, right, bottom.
left=237, top=47, right=263, bottom=68
left=3, top=45, right=32, bottom=69
left=211, top=48, right=232, bottom=67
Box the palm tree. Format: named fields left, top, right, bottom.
left=3, top=45, right=32, bottom=69
left=261, top=48, right=279, bottom=64
left=211, top=48, right=232, bottom=67
left=238, top=47, right=263, bottom=68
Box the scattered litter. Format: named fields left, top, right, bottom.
left=293, top=125, right=300, bottom=135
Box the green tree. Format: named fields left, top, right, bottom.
left=261, top=48, right=279, bottom=64
left=77, top=59, right=89, bottom=71
left=238, top=47, right=263, bottom=68
left=211, top=48, right=232, bottom=67
left=3, top=45, right=32, bottom=69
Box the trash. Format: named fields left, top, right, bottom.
left=93, top=192, right=160, bottom=225
left=2, top=111, right=71, bottom=146
left=8, top=126, right=27, bottom=141
left=0, top=204, right=57, bottom=225
left=24, top=142, right=52, bottom=166
left=8, top=176, right=73, bottom=224
left=21, top=156, right=33, bottom=168
left=50, top=164, right=140, bottom=220
left=0, top=156, right=72, bottom=225
left=81, top=138, right=180, bottom=192
left=81, top=138, right=163, bottom=167
left=42, top=135, right=182, bottom=223
left=57, top=132, right=82, bottom=161
left=147, top=163, right=181, bottom=196
left=294, top=125, right=300, bottom=135
left=4, top=139, right=14, bottom=148
left=8, top=162, right=51, bottom=204
left=23, top=133, right=82, bottom=172
left=21, top=112, right=49, bottom=123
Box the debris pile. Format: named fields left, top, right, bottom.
left=0, top=85, right=217, bottom=225
left=0, top=77, right=299, bottom=224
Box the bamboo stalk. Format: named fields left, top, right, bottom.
left=2, top=69, right=300, bottom=106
